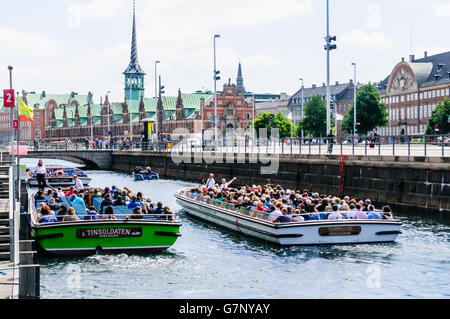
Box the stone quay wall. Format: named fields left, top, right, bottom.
left=111, top=151, right=450, bottom=215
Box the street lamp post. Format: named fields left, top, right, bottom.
left=8, top=66, right=15, bottom=214
left=325, top=0, right=337, bottom=134
left=106, top=91, right=111, bottom=137
left=213, top=34, right=221, bottom=150
left=300, top=78, right=304, bottom=139
left=352, top=63, right=357, bottom=152
left=154, top=60, right=160, bottom=145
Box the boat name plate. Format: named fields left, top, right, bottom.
left=76, top=228, right=143, bottom=239
left=318, top=226, right=362, bottom=237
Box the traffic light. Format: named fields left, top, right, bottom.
left=159, top=84, right=165, bottom=95
left=324, top=35, right=337, bottom=51
left=215, top=71, right=221, bottom=81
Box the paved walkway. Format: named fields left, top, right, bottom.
left=0, top=261, right=15, bottom=299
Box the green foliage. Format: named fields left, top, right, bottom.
left=300, top=95, right=329, bottom=137
left=341, top=84, right=388, bottom=135
left=426, top=98, right=450, bottom=135
left=253, top=112, right=293, bottom=138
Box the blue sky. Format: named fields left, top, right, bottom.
left=1, top=0, right=450, bottom=103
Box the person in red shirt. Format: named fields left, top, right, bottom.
left=65, top=187, right=74, bottom=197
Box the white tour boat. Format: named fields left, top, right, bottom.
left=175, top=189, right=402, bottom=246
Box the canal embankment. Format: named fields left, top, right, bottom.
left=110, top=152, right=450, bottom=215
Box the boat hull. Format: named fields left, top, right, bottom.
left=175, top=192, right=402, bottom=246
left=134, top=173, right=159, bottom=181
left=32, top=220, right=181, bottom=256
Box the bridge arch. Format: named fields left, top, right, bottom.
left=27, top=150, right=112, bottom=170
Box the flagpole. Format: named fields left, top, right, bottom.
left=16, top=92, right=20, bottom=197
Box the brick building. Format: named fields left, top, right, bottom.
left=377, top=51, right=450, bottom=136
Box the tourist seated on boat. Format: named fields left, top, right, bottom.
left=103, top=187, right=111, bottom=197
left=102, top=206, right=116, bottom=220
left=114, top=195, right=126, bottom=207
left=92, top=188, right=102, bottom=198
left=352, top=205, right=367, bottom=220
left=256, top=202, right=267, bottom=212
left=381, top=206, right=394, bottom=220
left=136, top=192, right=144, bottom=202
left=85, top=206, right=102, bottom=221
left=63, top=207, right=80, bottom=222
left=268, top=202, right=283, bottom=221
left=56, top=205, right=68, bottom=222
left=292, top=210, right=305, bottom=222
left=215, top=192, right=225, bottom=202
left=127, top=196, right=141, bottom=210
left=65, top=187, right=75, bottom=197
left=38, top=206, right=58, bottom=224
left=71, top=193, right=87, bottom=211
left=328, top=205, right=343, bottom=220
left=367, top=205, right=382, bottom=220
left=273, top=208, right=294, bottom=223
left=34, top=191, right=46, bottom=201
left=48, top=198, right=61, bottom=212
left=154, top=202, right=164, bottom=214
left=346, top=204, right=357, bottom=219
left=162, top=206, right=175, bottom=221
left=100, top=193, right=115, bottom=213
left=57, top=187, right=65, bottom=199
left=131, top=206, right=144, bottom=220
left=110, top=186, right=117, bottom=196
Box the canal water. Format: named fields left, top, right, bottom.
left=23, top=159, right=450, bottom=299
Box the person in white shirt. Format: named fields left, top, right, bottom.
left=205, top=174, right=215, bottom=190
left=73, top=175, right=84, bottom=192
left=30, top=159, right=48, bottom=189
left=328, top=205, right=343, bottom=220
left=220, top=177, right=237, bottom=191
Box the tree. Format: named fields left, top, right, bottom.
left=426, top=98, right=450, bottom=135
left=301, top=95, right=328, bottom=137
left=341, top=84, right=388, bottom=135
left=253, top=112, right=293, bottom=138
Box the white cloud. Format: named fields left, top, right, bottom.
left=0, top=27, right=68, bottom=60
left=366, top=3, right=381, bottom=29
left=432, top=2, right=450, bottom=17
left=340, top=29, right=394, bottom=52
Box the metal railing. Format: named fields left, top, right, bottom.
left=9, top=133, right=450, bottom=157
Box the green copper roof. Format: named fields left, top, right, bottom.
left=25, top=92, right=93, bottom=109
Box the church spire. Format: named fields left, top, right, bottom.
left=236, top=60, right=245, bottom=94
left=123, top=0, right=145, bottom=75
left=124, top=0, right=145, bottom=101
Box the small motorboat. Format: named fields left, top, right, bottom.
left=28, top=167, right=92, bottom=187
left=30, top=188, right=181, bottom=256
left=133, top=167, right=159, bottom=181
left=175, top=188, right=402, bottom=246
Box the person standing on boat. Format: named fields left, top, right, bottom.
left=30, top=159, right=49, bottom=189
left=73, top=175, right=84, bottom=192
left=205, top=174, right=216, bottom=190
left=220, top=177, right=237, bottom=191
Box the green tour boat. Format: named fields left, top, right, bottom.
left=30, top=190, right=181, bottom=256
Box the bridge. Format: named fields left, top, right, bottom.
left=28, top=150, right=113, bottom=170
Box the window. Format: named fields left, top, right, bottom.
left=420, top=93, right=423, bottom=100
left=401, top=108, right=405, bottom=119
left=401, top=95, right=405, bottom=102
left=446, top=88, right=449, bottom=96
left=419, top=105, right=423, bottom=119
